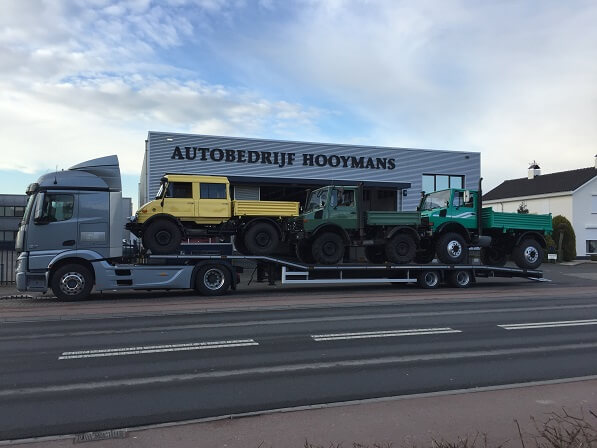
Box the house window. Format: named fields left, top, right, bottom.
left=587, top=241, right=597, bottom=254
left=422, top=174, right=465, bottom=193
left=200, top=183, right=227, bottom=199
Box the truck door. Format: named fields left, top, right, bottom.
left=198, top=182, right=230, bottom=220
left=451, top=190, right=477, bottom=230
left=328, top=188, right=358, bottom=230
left=26, top=192, right=79, bottom=253
left=161, top=181, right=196, bottom=218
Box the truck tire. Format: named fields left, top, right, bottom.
left=436, top=232, right=468, bottom=264
left=51, top=263, right=94, bottom=301
left=385, top=233, right=416, bottom=264
left=143, top=219, right=182, bottom=255
left=195, top=264, right=231, bottom=296
left=448, top=269, right=472, bottom=288
left=480, top=247, right=507, bottom=267
left=513, top=239, right=543, bottom=270
left=234, top=233, right=249, bottom=255
left=364, top=246, right=386, bottom=264
left=414, top=248, right=435, bottom=264
left=418, top=270, right=440, bottom=289
left=312, top=232, right=345, bottom=265
left=295, top=240, right=316, bottom=264
left=244, top=222, right=280, bottom=255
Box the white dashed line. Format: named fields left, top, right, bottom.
left=312, top=327, right=461, bottom=341
left=59, top=339, right=259, bottom=360
left=499, top=319, right=597, bottom=330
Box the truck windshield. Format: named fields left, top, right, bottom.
left=21, top=192, right=37, bottom=226
left=420, top=190, right=451, bottom=211
left=304, top=188, right=328, bottom=212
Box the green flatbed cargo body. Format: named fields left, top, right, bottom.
left=366, top=211, right=421, bottom=226
left=481, top=208, right=552, bottom=232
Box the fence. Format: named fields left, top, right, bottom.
left=0, top=248, right=17, bottom=285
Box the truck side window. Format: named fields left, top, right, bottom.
left=200, top=183, right=227, bottom=199
left=166, top=182, right=193, bottom=198
left=453, top=191, right=465, bottom=208
left=40, top=194, right=74, bottom=222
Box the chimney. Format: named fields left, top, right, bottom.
left=528, top=161, right=541, bottom=179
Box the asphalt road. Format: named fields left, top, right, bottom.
left=1, top=277, right=597, bottom=441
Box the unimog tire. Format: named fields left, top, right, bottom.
left=364, top=245, right=386, bottom=264
left=312, top=232, right=345, bottom=265
left=480, top=247, right=507, bottom=267
left=143, top=219, right=183, bottom=255
left=436, top=232, right=468, bottom=264
left=385, top=233, right=416, bottom=264
left=414, top=247, right=436, bottom=264
left=244, top=222, right=280, bottom=255
left=513, top=238, right=543, bottom=270
left=295, top=240, right=316, bottom=264
left=51, top=263, right=94, bottom=301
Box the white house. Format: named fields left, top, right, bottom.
left=483, top=159, right=597, bottom=258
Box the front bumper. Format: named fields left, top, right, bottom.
left=15, top=252, right=49, bottom=293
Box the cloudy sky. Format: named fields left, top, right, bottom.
left=1, top=0, right=596, bottom=203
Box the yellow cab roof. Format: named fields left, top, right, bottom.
left=164, top=173, right=229, bottom=184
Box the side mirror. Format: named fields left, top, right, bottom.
left=463, top=191, right=471, bottom=204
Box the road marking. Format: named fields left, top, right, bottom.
left=499, top=319, right=597, bottom=330
left=4, top=341, right=597, bottom=398
left=58, top=339, right=258, bottom=360
left=312, top=327, right=461, bottom=341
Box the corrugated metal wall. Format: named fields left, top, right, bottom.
left=142, top=132, right=480, bottom=211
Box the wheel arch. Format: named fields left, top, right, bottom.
left=243, top=217, right=283, bottom=239
left=142, top=213, right=185, bottom=233
left=387, top=226, right=420, bottom=241
left=435, top=222, right=472, bottom=243
left=515, top=231, right=547, bottom=248
left=311, top=224, right=350, bottom=245
left=48, top=257, right=96, bottom=286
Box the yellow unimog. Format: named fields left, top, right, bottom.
left=128, top=174, right=299, bottom=255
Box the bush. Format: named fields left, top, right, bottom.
left=552, top=215, right=576, bottom=261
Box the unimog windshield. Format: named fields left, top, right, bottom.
left=420, top=190, right=451, bottom=211
left=304, top=187, right=329, bottom=213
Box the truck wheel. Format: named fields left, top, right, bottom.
left=385, top=233, right=416, bottom=264
left=295, top=240, right=316, bottom=264
left=448, top=269, right=472, bottom=288
left=312, top=232, right=345, bottom=264
left=234, top=233, right=249, bottom=255
left=195, top=264, right=231, bottom=296
left=480, top=247, right=507, bottom=266
left=513, top=239, right=543, bottom=270
left=51, top=263, right=93, bottom=301
left=418, top=270, right=440, bottom=289
left=143, top=219, right=182, bottom=254
left=436, top=232, right=468, bottom=264
left=414, top=248, right=435, bottom=264
left=365, top=246, right=386, bottom=264
left=244, top=222, right=280, bottom=255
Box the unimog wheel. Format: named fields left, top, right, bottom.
left=51, top=263, right=94, bottom=301
left=480, top=247, right=507, bottom=267
left=312, top=232, right=345, bottom=265
left=513, top=239, right=543, bottom=270
left=295, top=240, right=316, bottom=264
left=385, top=233, right=416, bottom=264
left=414, top=247, right=436, bottom=264
left=364, top=245, right=386, bottom=264
left=436, top=232, right=468, bottom=264
left=143, top=219, right=183, bottom=254
left=244, top=222, right=280, bottom=255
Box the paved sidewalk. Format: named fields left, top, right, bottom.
left=8, top=377, right=597, bottom=448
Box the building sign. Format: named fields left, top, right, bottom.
left=171, top=146, right=396, bottom=170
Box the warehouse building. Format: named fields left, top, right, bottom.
left=139, top=132, right=480, bottom=211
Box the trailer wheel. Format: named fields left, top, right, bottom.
left=51, top=263, right=94, bottom=301
left=295, top=240, right=316, bottom=264
left=385, top=233, right=416, bottom=264
left=480, top=247, right=507, bottom=267
left=365, top=246, right=386, bottom=264
left=436, top=232, right=468, bottom=264
left=195, top=264, right=231, bottom=296
left=143, top=219, right=182, bottom=255
left=513, top=239, right=543, bottom=270
left=448, top=270, right=472, bottom=288
left=312, top=232, right=345, bottom=264
left=418, top=270, right=440, bottom=289
left=244, top=222, right=280, bottom=255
